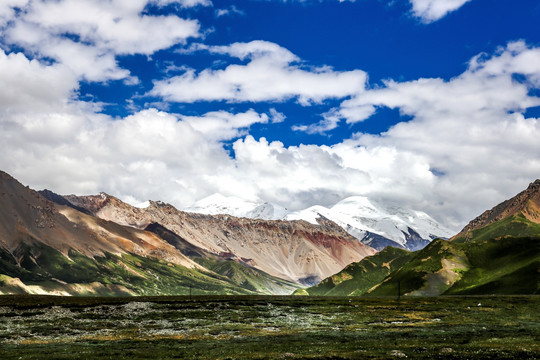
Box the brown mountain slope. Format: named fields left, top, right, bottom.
left=453, top=179, right=540, bottom=239
left=66, top=194, right=376, bottom=284
left=0, top=170, right=198, bottom=269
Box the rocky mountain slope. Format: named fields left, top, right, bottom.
left=453, top=179, right=540, bottom=239
left=63, top=194, right=376, bottom=285
left=0, top=170, right=298, bottom=295
left=299, top=180, right=540, bottom=296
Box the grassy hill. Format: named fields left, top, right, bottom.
left=294, top=247, right=413, bottom=296
left=300, top=215, right=540, bottom=297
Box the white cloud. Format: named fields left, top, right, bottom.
left=151, top=0, right=212, bottom=7
left=1, top=0, right=201, bottom=81
left=0, top=48, right=431, bottom=224
left=0, top=0, right=28, bottom=26
left=150, top=40, right=368, bottom=104
left=410, top=0, right=472, bottom=22
left=292, top=108, right=342, bottom=134
left=215, top=5, right=245, bottom=18
left=180, top=109, right=270, bottom=141
left=0, top=50, right=77, bottom=111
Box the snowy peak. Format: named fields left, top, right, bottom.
left=184, top=193, right=454, bottom=251
left=287, top=196, right=454, bottom=251
left=245, top=202, right=289, bottom=220
left=185, top=193, right=287, bottom=220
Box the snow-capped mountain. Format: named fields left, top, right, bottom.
left=185, top=193, right=454, bottom=251
left=287, top=196, right=455, bottom=251
left=185, top=193, right=288, bottom=220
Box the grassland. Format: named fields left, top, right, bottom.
left=0, top=295, right=538, bottom=359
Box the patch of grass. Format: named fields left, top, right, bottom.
left=446, top=236, right=540, bottom=295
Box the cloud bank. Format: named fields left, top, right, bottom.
left=0, top=1, right=538, bottom=232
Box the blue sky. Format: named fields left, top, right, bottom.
left=1, top=0, right=540, bottom=229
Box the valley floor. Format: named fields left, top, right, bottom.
left=0, top=295, right=538, bottom=359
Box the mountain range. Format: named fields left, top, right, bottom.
left=298, top=180, right=540, bottom=296
left=186, top=193, right=454, bottom=251
left=0, top=170, right=376, bottom=295
left=2, top=167, right=536, bottom=297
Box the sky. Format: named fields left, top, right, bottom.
left=1, top=0, right=540, bottom=231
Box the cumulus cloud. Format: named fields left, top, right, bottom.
left=150, top=40, right=368, bottom=104
left=0, top=49, right=433, bottom=224
left=0, top=50, right=77, bottom=111
left=409, top=0, right=472, bottom=23
left=0, top=0, right=201, bottom=81
left=180, top=109, right=270, bottom=141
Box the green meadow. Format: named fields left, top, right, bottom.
left=0, top=295, right=538, bottom=359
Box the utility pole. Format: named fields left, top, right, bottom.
left=189, top=284, right=192, bottom=300
left=397, top=281, right=401, bottom=301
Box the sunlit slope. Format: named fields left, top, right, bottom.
left=145, top=222, right=301, bottom=295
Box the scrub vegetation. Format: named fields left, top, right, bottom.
left=0, top=295, right=538, bottom=359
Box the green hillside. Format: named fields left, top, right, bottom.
left=366, top=238, right=468, bottom=296
left=301, top=215, right=540, bottom=297
left=452, top=214, right=540, bottom=243
left=0, top=242, right=257, bottom=296
left=367, top=216, right=540, bottom=296
left=444, top=236, right=539, bottom=295
left=294, top=247, right=413, bottom=296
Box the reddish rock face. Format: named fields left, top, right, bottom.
left=454, top=179, right=540, bottom=238
left=67, top=193, right=376, bottom=284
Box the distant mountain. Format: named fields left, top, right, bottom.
left=286, top=196, right=454, bottom=251
left=185, top=193, right=288, bottom=220
left=299, top=180, right=540, bottom=296
left=65, top=193, right=376, bottom=285
left=186, top=193, right=453, bottom=251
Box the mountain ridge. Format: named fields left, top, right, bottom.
left=184, top=193, right=454, bottom=251
left=63, top=192, right=376, bottom=285
left=454, top=179, right=540, bottom=239
left=0, top=170, right=300, bottom=295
